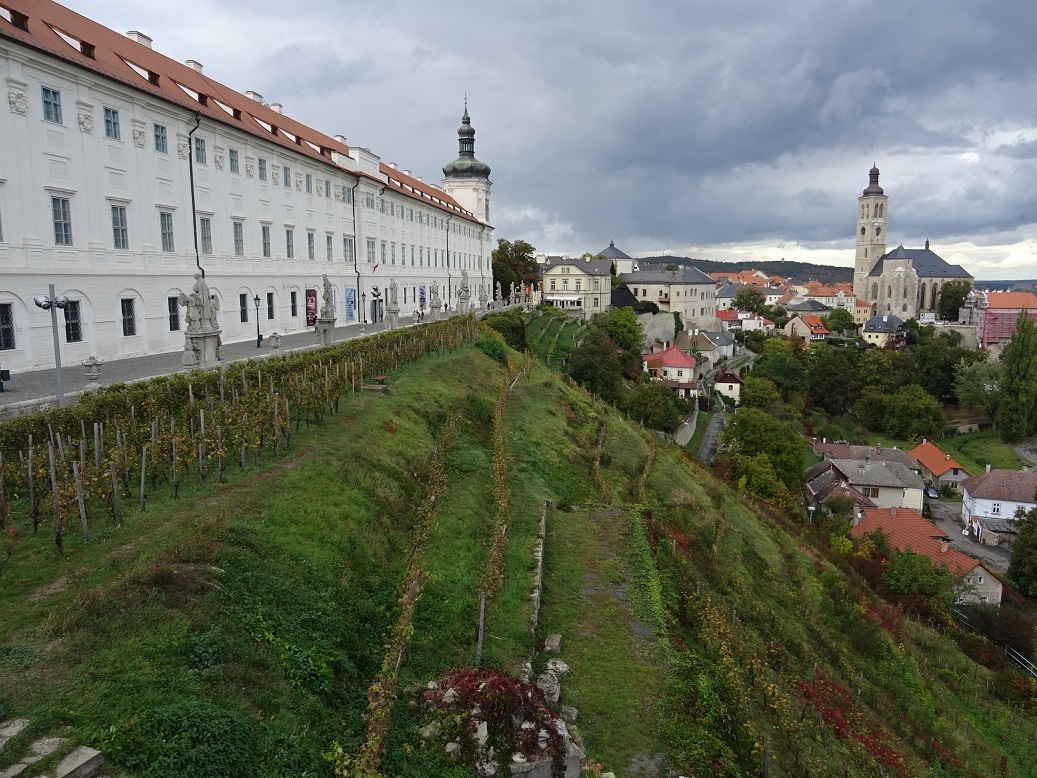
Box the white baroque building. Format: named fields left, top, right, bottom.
left=0, top=0, right=492, bottom=372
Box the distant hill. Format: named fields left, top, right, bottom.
left=637, top=255, right=852, bottom=285
left=974, top=279, right=1037, bottom=293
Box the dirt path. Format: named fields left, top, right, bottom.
left=1013, top=437, right=1037, bottom=468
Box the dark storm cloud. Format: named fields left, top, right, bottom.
left=73, top=0, right=1037, bottom=275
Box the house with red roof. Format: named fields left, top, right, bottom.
left=908, top=440, right=970, bottom=492
left=783, top=314, right=829, bottom=341
left=852, top=508, right=1003, bottom=604
left=642, top=344, right=697, bottom=398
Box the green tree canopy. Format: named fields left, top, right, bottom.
left=740, top=376, right=783, bottom=415
left=997, top=310, right=1037, bottom=442
left=953, top=357, right=1003, bottom=420
left=825, top=307, right=855, bottom=335
left=732, top=286, right=766, bottom=314
left=566, top=329, right=623, bottom=403
left=1008, top=507, right=1037, bottom=597
left=881, top=548, right=956, bottom=605
left=591, top=307, right=645, bottom=352
left=628, top=382, right=685, bottom=432
left=722, top=407, right=804, bottom=491
left=884, top=384, right=944, bottom=440
left=853, top=385, right=889, bottom=432
left=491, top=239, right=538, bottom=292
left=806, top=344, right=860, bottom=415
left=937, top=279, right=972, bottom=321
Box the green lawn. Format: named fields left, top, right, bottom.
left=867, top=429, right=1022, bottom=474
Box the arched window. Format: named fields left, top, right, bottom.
left=875, top=226, right=881, bottom=236
left=932, top=283, right=939, bottom=309
left=887, top=286, right=892, bottom=299
left=919, top=285, right=926, bottom=309
left=871, top=283, right=878, bottom=299
left=866, top=204, right=870, bottom=218
left=902, top=304, right=908, bottom=313
left=903, top=285, right=908, bottom=299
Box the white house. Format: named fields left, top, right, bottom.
left=962, top=469, right=1037, bottom=526
left=621, top=266, right=717, bottom=331
left=0, top=0, right=492, bottom=373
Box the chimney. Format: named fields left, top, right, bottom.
left=946, top=454, right=950, bottom=460
left=403, top=170, right=411, bottom=176
left=388, top=162, right=398, bottom=170
left=891, top=507, right=896, bottom=517
left=922, top=439, right=927, bottom=446
left=940, top=540, right=948, bottom=553
left=246, top=90, right=264, bottom=102
left=334, top=134, right=347, bottom=144
left=865, top=455, right=871, bottom=465
left=185, top=59, right=204, bottom=73
left=270, top=103, right=283, bottom=114
left=126, top=31, right=153, bottom=48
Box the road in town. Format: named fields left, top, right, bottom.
left=928, top=497, right=1013, bottom=575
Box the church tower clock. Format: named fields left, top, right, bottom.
left=853, top=164, right=888, bottom=303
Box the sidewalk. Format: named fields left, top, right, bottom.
left=0, top=313, right=421, bottom=409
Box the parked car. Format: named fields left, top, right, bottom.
left=925, top=487, right=939, bottom=499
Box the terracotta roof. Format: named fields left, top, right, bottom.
left=2, top=0, right=479, bottom=222
left=799, top=315, right=829, bottom=334
left=852, top=508, right=981, bottom=578
left=962, top=470, right=1037, bottom=503
left=643, top=344, right=697, bottom=370
left=855, top=298, right=870, bottom=308
left=908, top=441, right=969, bottom=478
left=985, top=292, right=1037, bottom=310
left=716, top=309, right=741, bottom=320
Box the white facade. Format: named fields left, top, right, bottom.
left=0, top=3, right=491, bottom=372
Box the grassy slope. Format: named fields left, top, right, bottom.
left=2, top=341, right=1036, bottom=778
left=867, top=429, right=1022, bottom=474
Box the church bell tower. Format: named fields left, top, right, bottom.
left=442, top=101, right=492, bottom=224
left=853, top=163, right=888, bottom=301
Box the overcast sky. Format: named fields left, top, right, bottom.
left=70, top=0, right=1037, bottom=279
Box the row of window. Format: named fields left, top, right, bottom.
left=0, top=289, right=309, bottom=351
left=549, top=279, right=602, bottom=292
left=360, top=238, right=483, bottom=271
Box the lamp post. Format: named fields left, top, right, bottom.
left=253, top=294, right=261, bottom=348
left=361, top=292, right=367, bottom=324
left=33, top=284, right=69, bottom=407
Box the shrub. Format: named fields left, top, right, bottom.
left=476, top=333, right=507, bottom=363
left=106, top=701, right=256, bottom=778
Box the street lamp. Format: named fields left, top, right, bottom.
left=361, top=292, right=367, bottom=324
left=33, top=284, right=69, bottom=407
left=253, top=294, right=261, bottom=348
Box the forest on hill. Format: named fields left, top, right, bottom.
left=638, top=255, right=853, bottom=284
left=0, top=317, right=1033, bottom=777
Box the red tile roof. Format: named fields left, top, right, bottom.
left=799, top=315, right=830, bottom=334
left=985, top=292, right=1037, bottom=310
left=715, top=371, right=742, bottom=385
left=2, top=0, right=480, bottom=222
left=643, top=344, right=697, bottom=370
left=908, top=441, right=968, bottom=478
left=852, top=508, right=980, bottom=578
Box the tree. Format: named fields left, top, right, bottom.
left=953, top=358, right=1004, bottom=420
left=752, top=341, right=809, bottom=401
left=567, top=329, right=622, bottom=403
left=628, top=383, right=684, bottom=431
left=997, top=311, right=1037, bottom=442
left=491, top=239, right=538, bottom=292
left=825, top=307, right=855, bottom=335
left=740, top=376, right=783, bottom=415
left=853, top=385, right=889, bottom=432
left=591, top=307, right=644, bottom=352
left=1007, top=506, right=1037, bottom=597
left=937, top=279, right=972, bottom=321
left=806, top=344, right=860, bottom=415
left=732, top=286, right=766, bottom=314
left=722, top=407, right=804, bottom=491
left=881, top=549, right=956, bottom=605
left=665, top=263, right=680, bottom=271
left=884, top=384, right=944, bottom=440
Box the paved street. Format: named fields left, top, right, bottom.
left=0, top=313, right=424, bottom=409
left=928, top=497, right=1013, bottom=574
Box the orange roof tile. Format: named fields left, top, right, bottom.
left=908, top=441, right=969, bottom=478
left=799, top=315, right=829, bottom=333
left=852, top=508, right=980, bottom=578
left=643, top=344, right=697, bottom=369
left=985, top=292, right=1037, bottom=310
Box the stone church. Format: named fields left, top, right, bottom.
left=852, top=165, right=972, bottom=319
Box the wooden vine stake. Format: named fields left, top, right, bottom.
left=72, top=460, right=89, bottom=540
left=139, top=446, right=148, bottom=513
left=48, top=439, right=63, bottom=555
left=110, top=461, right=123, bottom=526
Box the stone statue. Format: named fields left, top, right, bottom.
left=179, top=290, right=200, bottom=332
left=460, top=270, right=470, bottom=296
left=208, top=294, right=220, bottom=330
left=430, top=281, right=441, bottom=308
left=389, top=279, right=398, bottom=305
left=320, top=274, right=334, bottom=319
left=495, top=281, right=502, bottom=301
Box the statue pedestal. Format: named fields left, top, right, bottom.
left=458, top=295, right=470, bottom=315
left=315, top=317, right=336, bottom=347
left=183, top=329, right=223, bottom=370
left=385, top=303, right=400, bottom=331
left=430, top=304, right=440, bottom=322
